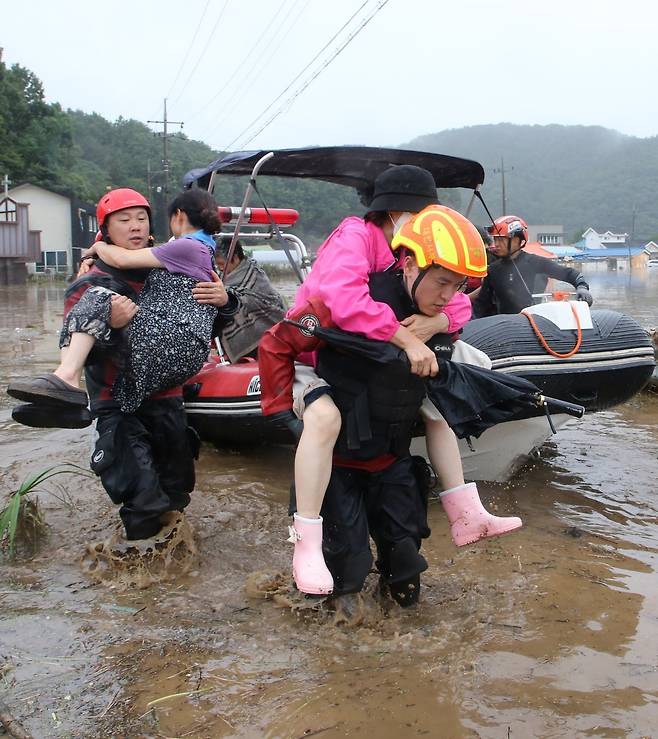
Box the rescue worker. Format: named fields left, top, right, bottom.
left=10, top=189, right=231, bottom=540
left=472, top=215, right=594, bottom=317
left=262, top=205, right=522, bottom=606
left=259, top=166, right=473, bottom=596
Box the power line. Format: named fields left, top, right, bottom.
left=230, top=0, right=391, bottom=151
left=212, top=0, right=372, bottom=149
left=166, top=0, right=212, bottom=100
left=194, top=0, right=310, bottom=140
left=170, top=0, right=231, bottom=106
left=200, top=0, right=309, bottom=134
left=186, top=0, right=293, bottom=126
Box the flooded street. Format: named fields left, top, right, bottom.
left=1, top=269, right=657, bottom=738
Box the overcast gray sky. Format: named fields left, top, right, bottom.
left=3, top=0, right=656, bottom=153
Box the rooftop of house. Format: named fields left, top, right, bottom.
left=524, top=242, right=557, bottom=258
left=581, top=245, right=647, bottom=258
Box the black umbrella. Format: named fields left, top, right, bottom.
left=284, top=320, right=584, bottom=439
left=425, top=359, right=585, bottom=439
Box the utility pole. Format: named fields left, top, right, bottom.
left=628, top=204, right=636, bottom=271
left=148, top=99, right=183, bottom=239
left=148, top=98, right=184, bottom=198
left=492, top=157, right=514, bottom=214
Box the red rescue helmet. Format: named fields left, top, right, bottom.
left=96, top=188, right=151, bottom=228
left=487, top=215, right=528, bottom=243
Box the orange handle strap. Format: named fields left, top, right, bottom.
left=522, top=303, right=583, bottom=359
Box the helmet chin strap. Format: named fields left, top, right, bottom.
left=410, top=269, right=428, bottom=305
left=501, top=237, right=526, bottom=260
left=501, top=236, right=514, bottom=259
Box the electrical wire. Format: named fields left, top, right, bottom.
left=229, top=0, right=391, bottom=150
left=186, top=0, right=293, bottom=125
left=213, top=0, right=372, bottom=149
left=166, top=0, right=212, bottom=100
left=195, top=0, right=310, bottom=140
left=170, top=0, right=232, bottom=106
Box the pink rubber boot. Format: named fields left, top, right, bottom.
left=440, top=482, right=522, bottom=547
left=287, top=514, right=334, bottom=595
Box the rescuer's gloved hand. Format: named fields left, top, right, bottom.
left=576, top=286, right=594, bottom=306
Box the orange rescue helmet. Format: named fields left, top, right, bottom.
left=391, top=204, right=488, bottom=279
left=487, top=214, right=528, bottom=243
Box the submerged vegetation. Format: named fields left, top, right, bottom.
left=0, top=463, right=91, bottom=558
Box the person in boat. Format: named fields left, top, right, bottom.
left=192, top=236, right=286, bottom=362
left=293, top=205, right=522, bottom=606
left=259, top=193, right=519, bottom=596
left=472, top=214, right=594, bottom=318
left=8, top=188, right=231, bottom=540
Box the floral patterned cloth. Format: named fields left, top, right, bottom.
left=59, top=251, right=218, bottom=413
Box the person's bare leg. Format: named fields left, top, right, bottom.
left=425, top=416, right=464, bottom=490
left=290, top=394, right=340, bottom=595
left=53, top=332, right=96, bottom=388
left=294, top=395, right=341, bottom=517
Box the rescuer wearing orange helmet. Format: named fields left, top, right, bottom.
left=260, top=205, right=522, bottom=607
left=472, top=214, right=593, bottom=317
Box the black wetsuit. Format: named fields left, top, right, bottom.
left=472, top=251, right=589, bottom=318
left=65, top=261, right=234, bottom=540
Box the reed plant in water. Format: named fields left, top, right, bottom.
left=0, top=463, right=92, bottom=558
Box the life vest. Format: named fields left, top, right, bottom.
left=64, top=261, right=153, bottom=409
left=64, top=261, right=144, bottom=305
left=316, top=345, right=426, bottom=461
left=315, top=269, right=456, bottom=462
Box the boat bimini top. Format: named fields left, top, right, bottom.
left=182, top=145, right=485, bottom=202
left=182, top=146, right=487, bottom=285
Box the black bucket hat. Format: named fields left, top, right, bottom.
left=366, top=164, right=439, bottom=213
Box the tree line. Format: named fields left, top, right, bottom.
left=3, top=57, right=658, bottom=246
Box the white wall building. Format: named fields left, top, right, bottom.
left=582, top=227, right=628, bottom=250
left=527, top=225, right=564, bottom=246
left=8, top=184, right=71, bottom=272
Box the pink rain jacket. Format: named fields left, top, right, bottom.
left=289, top=216, right=471, bottom=340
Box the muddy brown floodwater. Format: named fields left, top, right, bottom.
left=1, top=269, right=657, bottom=738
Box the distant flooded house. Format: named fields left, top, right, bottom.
left=582, top=227, right=628, bottom=250
left=643, top=240, right=658, bottom=259
left=575, top=228, right=655, bottom=269
left=6, top=183, right=97, bottom=278
left=0, top=195, right=41, bottom=284
left=580, top=245, right=648, bottom=271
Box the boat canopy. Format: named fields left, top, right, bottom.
left=182, top=146, right=485, bottom=203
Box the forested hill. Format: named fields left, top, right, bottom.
left=3, top=58, right=658, bottom=245
left=0, top=59, right=362, bottom=244
left=406, top=124, right=658, bottom=242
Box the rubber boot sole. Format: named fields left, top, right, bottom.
left=12, top=402, right=93, bottom=429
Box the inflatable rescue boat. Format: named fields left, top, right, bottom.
left=181, top=146, right=656, bottom=480
left=184, top=301, right=655, bottom=480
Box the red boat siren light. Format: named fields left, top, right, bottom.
left=216, top=206, right=299, bottom=227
